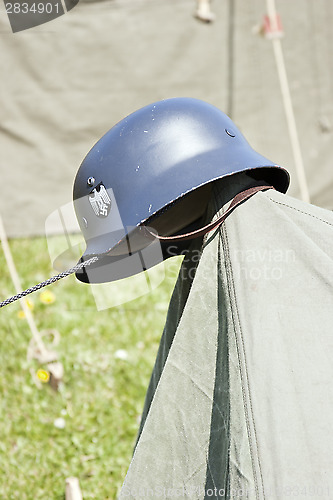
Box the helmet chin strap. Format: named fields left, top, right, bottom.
left=0, top=184, right=274, bottom=309
left=145, top=184, right=274, bottom=242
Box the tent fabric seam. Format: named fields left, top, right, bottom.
left=267, top=196, right=333, bottom=228
left=218, top=236, right=231, bottom=496
left=203, top=240, right=231, bottom=497
left=221, top=223, right=261, bottom=499
left=218, top=217, right=265, bottom=499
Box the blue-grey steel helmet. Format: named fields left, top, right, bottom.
left=73, top=97, right=289, bottom=283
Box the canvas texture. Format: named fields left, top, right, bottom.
left=119, top=175, right=333, bottom=499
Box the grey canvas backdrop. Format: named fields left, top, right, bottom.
left=0, top=0, right=332, bottom=238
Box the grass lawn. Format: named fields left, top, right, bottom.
left=0, top=237, right=182, bottom=499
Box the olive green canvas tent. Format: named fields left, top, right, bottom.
left=119, top=174, right=333, bottom=499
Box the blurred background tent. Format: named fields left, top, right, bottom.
left=0, top=0, right=332, bottom=240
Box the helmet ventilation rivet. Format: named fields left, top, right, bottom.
left=225, top=129, right=236, bottom=137
left=87, top=177, right=95, bottom=187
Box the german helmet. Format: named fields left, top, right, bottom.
left=73, top=97, right=289, bottom=283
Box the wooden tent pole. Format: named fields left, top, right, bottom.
left=0, top=214, right=64, bottom=389
left=0, top=214, right=48, bottom=357
left=266, top=0, right=311, bottom=203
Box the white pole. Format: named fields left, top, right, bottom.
left=0, top=214, right=48, bottom=358
left=266, top=0, right=310, bottom=203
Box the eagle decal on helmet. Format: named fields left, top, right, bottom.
left=88, top=183, right=111, bottom=218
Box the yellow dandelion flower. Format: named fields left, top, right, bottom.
left=36, top=369, right=50, bottom=383
left=40, top=290, right=56, bottom=305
